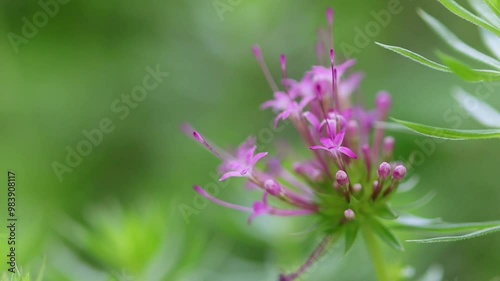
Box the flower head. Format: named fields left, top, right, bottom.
left=187, top=8, right=410, bottom=281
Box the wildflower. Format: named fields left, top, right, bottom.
left=187, top=8, right=410, bottom=281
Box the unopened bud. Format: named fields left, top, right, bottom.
left=336, top=170, right=349, bottom=186
left=352, top=183, right=362, bottom=193
left=378, top=162, right=391, bottom=179
left=344, top=209, right=355, bottom=220
left=393, top=165, right=407, bottom=180
left=376, top=91, right=392, bottom=115
left=383, top=136, right=395, bottom=154
left=264, top=179, right=283, bottom=196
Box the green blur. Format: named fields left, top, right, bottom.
left=0, top=0, right=499, bottom=280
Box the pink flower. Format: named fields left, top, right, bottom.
left=219, top=139, right=268, bottom=181
left=310, top=130, right=357, bottom=159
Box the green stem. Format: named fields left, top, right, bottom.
left=363, top=226, right=390, bottom=281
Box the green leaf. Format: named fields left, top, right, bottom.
left=344, top=222, right=359, bottom=254
left=392, top=118, right=500, bottom=140
left=407, top=225, right=500, bottom=243
left=418, top=9, right=500, bottom=69
left=437, top=0, right=500, bottom=37
left=395, top=191, right=437, bottom=211
left=484, top=0, right=500, bottom=20
left=468, top=0, right=500, bottom=29
left=376, top=42, right=451, bottom=72
left=437, top=51, right=500, bottom=82
left=394, top=215, right=500, bottom=234
left=376, top=203, right=399, bottom=220
left=480, top=28, right=500, bottom=60
left=452, top=87, right=500, bottom=128
left=368, top=218, right=404, bottom=251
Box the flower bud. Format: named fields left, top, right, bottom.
left=383, top=136, right=395, bottom=155
left=336, top=170, right=349, bottom=186
left=376, top=91, right=392, bottom=115
left=264, top=179, right=284, bottom=196
left=352, top=183, right=362, bottom=193
left=378, top=162, right=391, bottom=179
left=393, top=165, right=407, bottom=181
left=344, top=209, right=355, bottom=220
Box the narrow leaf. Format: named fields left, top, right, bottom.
left=468, top=0, right=500, bottom=29
left=392, top=118, right=500, bottom=140
left=437, top=0, right=500, bottom=37
left=419, top=9, right=500, bottom=69
left=397, top=175, right=420, bottom=193
left=394, top=216, right=500, bottom=234
left=344, top=223, right=359, bottom=254
left=484, top=0, right=500, bottom=20
left=376, top=203, right=399, bottom=220
left=438, top=51, right=500, bottom=82
left=407, top=225, right=500, bottom=243
left=395, top=191, right=437, bottom=211
left=368, top=218, right=405, bottom=251
left=480, top=28, right=500, bottom=60
left=452, top=87, right=500, bottom=127
left=376, top=42, right=451, bottom=72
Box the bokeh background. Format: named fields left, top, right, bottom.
left=1, top=0, right=500, bottom=280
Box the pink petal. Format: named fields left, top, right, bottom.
left=303, top=111, right=320, bottom=130
left=319, top=137, right=335, bottom=148
left=310, top=145, right=328, bottom=151
left=338, top=146, right=358, bottom=159
left=261, top=100, right=276, bottom=110
left=220, top=171, right=244, bottom=181
left=333, top=130, right=345, bottom=147
left=251, top=152, right=268, bottom=166
left=274, top=111, right=290, bottom=128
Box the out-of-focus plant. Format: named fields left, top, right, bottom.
left=185, top=7, right=500, bottom=281
left=0, top=261, right=45, bottom=281
left=378, top=0, right=500, bottom=139
left=54, top=201, right=206, bottom=281
left=378, top=0, right=500, bottom=83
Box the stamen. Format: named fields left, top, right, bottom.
left=252, top=45, right=279, bottom=92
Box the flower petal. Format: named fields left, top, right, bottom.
left=220, top=170, right=244, bottom=181
left=251, top=152, right=269, bottom=166
left=310, top=145, right=328, bottom=151
left=338, top=146, right=358, bottom=159
left=333, top=130, right=346, bottom=147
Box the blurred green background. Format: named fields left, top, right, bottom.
left=1, top=0, right=500, bottom=280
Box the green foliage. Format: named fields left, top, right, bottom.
left=0, top=260, right=45, bottom=281
left=379, top=0, right=500, bottom=82
left=392, top=118, right=500, bottom=140
left=393, top=216, right=500, bottom=243
left=55, top=202, right=206, bottom=281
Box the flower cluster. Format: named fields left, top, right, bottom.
left=187, top=8, right=408, bottom=280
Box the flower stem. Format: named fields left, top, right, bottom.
left=363, top=226, right=389, bottom=281
left=279, top=235, right=336, bottom=281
